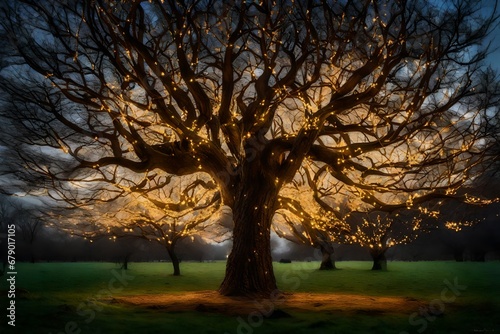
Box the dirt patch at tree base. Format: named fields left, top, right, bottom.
left=110, top=291, right=424, bottom=316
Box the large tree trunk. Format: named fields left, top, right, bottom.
left=370, top=249, right=387, bottom=271
left=167, top=247, right=181, bottom=276
left=319, top=244, right=336, bottom=270
left=219, top=166, right=279, bottom=297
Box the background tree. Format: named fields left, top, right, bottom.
left=339, top=212, right=429, bottom=270
left=274, top=170, right=344, bottom=270
left=0, top=0, right=499, bottom=297
left=16, top=209, right=44, bottom=263
left=274, top=211, right=338, bottom=270
left=275, top=167, right=440, bottom=270
left=0, top=198, right=45, bottom=265
left=48, top=174, right=227, bottom=275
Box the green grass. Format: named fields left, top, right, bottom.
left=1, top=261, right=499, bottom=333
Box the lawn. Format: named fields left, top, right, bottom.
left=1, top=261, right=499, bottom=333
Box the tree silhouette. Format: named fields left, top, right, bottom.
left=16, top=209, right=44, bottom=263
left=0, top=0, right=499, bottom=296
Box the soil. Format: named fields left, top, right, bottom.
left=110, top=290, right=424, bottom=316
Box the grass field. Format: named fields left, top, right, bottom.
left=1, top=261, right=499, bottom=333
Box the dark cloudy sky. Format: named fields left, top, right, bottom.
left=485, top=0, right=500, bottom=67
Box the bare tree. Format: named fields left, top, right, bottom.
left=16, top=209, right=44, bottom=263
left=1, top=0, right=499, bottom=297
left=0, top=199, right=44, bottom=266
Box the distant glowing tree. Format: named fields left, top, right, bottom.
left=275, top=166, right=438, bottom=270
left=275, top=169, right=348, bottom=270
left=338, top=212, right=428, bottom=270
left=275, top=197, right=339, bottom=270
left=49, top=174, right=227, bottom=275
left=1, top=0, right=499, bottom=296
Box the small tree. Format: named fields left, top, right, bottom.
left=49, top=174, right=227, bottom=275
left=274, top=211, right=338, bottom=270
left=274, top=172, right=344, bottom=270
left=340, top=212, right=430, bottom=270
left=0, top=199, right=44, bottom=265
left=16, top=210, right=44, bottom=263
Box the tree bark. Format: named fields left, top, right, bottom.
left=319, top=244, right=336, bottom=270
left=167, top=247, right=181, bottom=276
left=370, top=249, right=387, bottom=271
left=219, top=165, right=279, bottom=297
